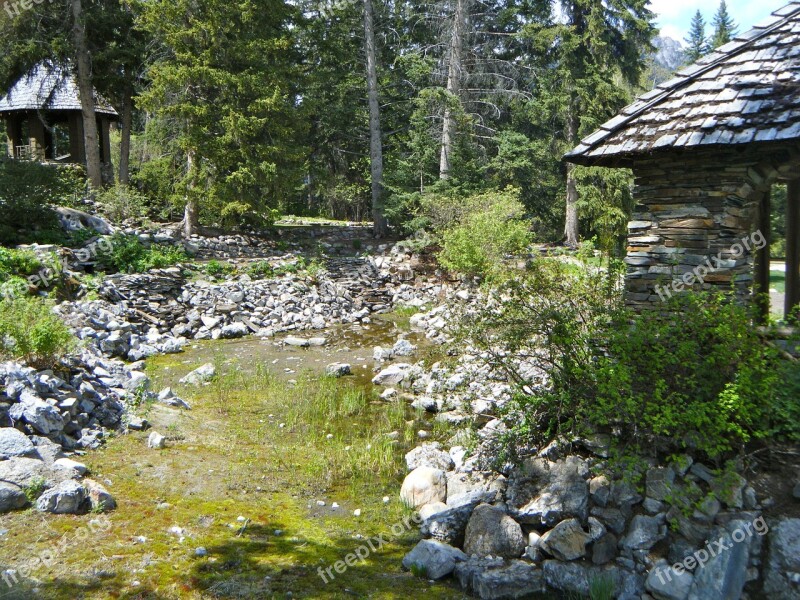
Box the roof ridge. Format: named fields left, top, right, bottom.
left=565, top=1, right=800, bottom=160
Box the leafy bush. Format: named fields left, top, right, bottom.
left=246, top=260, right=275, bottom=279
left=437, top=188, right=532, bottom=279
left=204, top=260, right=235, bottom=278
left=0, top=248, right=43, bottom=281
left=0, top=159, right=86, bottom=244
left=462, top=260, right=793, bottom=462
left=0, top=297, right=76, bottom=368
left=97, top=234, right=188, bottom=273
left=97, top=183, right=150, bottom=222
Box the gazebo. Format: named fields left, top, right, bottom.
left=566, top=1, right=800, bottom=320
left=0, top=63, right=117, bottom=171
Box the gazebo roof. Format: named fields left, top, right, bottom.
left=566, top=1, right=800, bottom=167
left=0, top=62, right=118, bottom=118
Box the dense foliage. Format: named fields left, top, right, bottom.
left=96, top=234, right=188, bottom=274
left=0, top=297, right=76, bottom=368
left=460, top=260, right=799, bottom=462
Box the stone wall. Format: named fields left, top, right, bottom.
left=624, top=146, right=798, bottom=310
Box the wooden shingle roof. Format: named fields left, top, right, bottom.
left=0, top=63, right=118, bottom=117
left=566, top=1, right=800, bottom=167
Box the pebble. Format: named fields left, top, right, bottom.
left=195, top=547, right=208, bottom=557
left=353, top=509, right=362, bottom=517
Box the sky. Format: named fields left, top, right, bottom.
left=651, top=0, right=788, bottom=44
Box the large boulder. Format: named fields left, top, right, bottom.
left=372, top=364, right=411, bottom=386
left=405, top=443, right=454, bottom=472
left=687, top=519, right=754, bottom=600
left=400, top=466, right=447, bottom=508
left=0, top=427, right=35, bottom=459
left=422, top=501, right=481, bottom=547
left=179, top=363, right=216, bottom=385
left=8, top=392, right=64, bottom=435
left=36, top=480, right=87, bottom=514
left=463, top=504, right=525, bottom=559
left=763, top=518, right=800, bottom=599
left=0, top=457, right=52, bottom=488
left=539, top=518, right=591, bottom=561
left=646, top=563, right=694, bottom=600
left=621, top=514, right=666, bottom=552
left=0, top=482, right=28, bottom=513
left=508, top=456, right=589, bottom=527
left=402, top=539, right=467, bottom=579
left=455, top=558, right=545, bottom=600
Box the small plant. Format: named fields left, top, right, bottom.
left=246, top=260, right=275, bottom=280
left=588, top=574, right=615, bottom=600
left=24, top=476, right=47, bottom=503
left=409, top=563, right=428, bottom=579
left=0, top=297, right=76, bottom=368
left=204, top=260, right=234, bottom=278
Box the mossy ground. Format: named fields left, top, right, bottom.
left=0, top=338, right=467, bottom=599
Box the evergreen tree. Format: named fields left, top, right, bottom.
left=684, top=10, right=709, bottom=63
left=711, top=1, right=738, bottom=49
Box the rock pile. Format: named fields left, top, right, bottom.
left=398, top=440, right=785, bottom=600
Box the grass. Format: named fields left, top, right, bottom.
left=770, top=270, right=786, bottom=293
left=0, top=354, right=464, bottom=600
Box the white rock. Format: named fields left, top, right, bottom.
left=53, top=458, right=88, bottom=476
left=400, top=467, right=447, bottom=509
left=148, top=432, right=166, bottom=449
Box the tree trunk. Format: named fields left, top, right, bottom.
left=364, top=0, right=388, bottom=238
left=439, top=0, right=468, bottom=180
left=563, top=111, right=579, bottom=247
left=183, top=150, right=199, bottom=238
left=71, top=0, right=103, bottom=189
left=118, top=81, right=133, bottom=185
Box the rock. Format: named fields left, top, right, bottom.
left=400, top=466, right=446, bottom=508
left=0, top=427, right=35, bottom=459
left=29, top=435, right=65, bottom=466
left=392, top=339, right=416, bottom=357
left=794, top=483, right=800, bottom=501
left=542, top=561, right=626, bottom=598
left=372, top=364, right=410, bottom=386
left=284, top=336, right=310, bottom=347
left=539, top=518, right=591, bottom=561
left=464, top=504, right=526, bottom=559
left=0, top=482, right=27, bottom=512
left=646, top=467, right=676, bottom=502
left=220, top=322, right=249, bottom=339
left=325, top=363, right=351, bottom=378
left=508, top=456, right=589, bottom=526
left=179, top=363, right=216, bottom=385
left=447, top=471, right=507, bottom=505
left=53, top=457, right=88, bottom=476
left=687, top=519, right=753, bottom=600
left=148, top=432, right=166, bottom=449
left=763, top=518, right=800, bottom=599
left=621, top=514, right=665, bottom=552
left=405, top=444, right=454, bottom=472
left=646, top=563, right=694, bottom=600
left=402, top=539, right=467, bottom=580
left=11, top=393, right=64, bottom=435
left=709, top=472, right=747, bottom=508
left=373, top=346, right=393, bottom=361
left=128, top=416, right=149, bottom=430
left=419, top=502, right=449, bottom=520
left=0, top=457, right=51, bottom=488
left=455, top=558, right=545, bottom=599
left=589, top=475, right=611, bottom=507
left=592, top=533, right=618, bottom=565
left=83, top=478, right=117, bottom=512
left=157, top=388, right=191, bottom=410
left=36, top=480, right=87, bottom=514
left=422, top=502, right=477, bottom=547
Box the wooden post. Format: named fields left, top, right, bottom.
left=756, top=189, right=771, bottom=324
left=786, top=179, right=800, bottom=318
left=28, top=114, right=46, bottom=160
left=69, top=113, right=85, bottom=164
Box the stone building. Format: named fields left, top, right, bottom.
left=0, top=63, right=117, bottom=173
left=566, top=1, right=800, bottom=319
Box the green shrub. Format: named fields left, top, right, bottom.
left=0, top=297, right=76, bottom=368
left=96, top=234, right=188, bottom=273
left=0, top=159, right=86, bottom=245
left=204, top=260, right=235, bottom=278
left=437, top=188, right=532, bottom=279
left=0, top=248, right=43, bottom=281
left=97, top=183, right=150, bottom=222
left=462, top=260, right=793, bottom=462
left=246, top=260, right=275, bottom=279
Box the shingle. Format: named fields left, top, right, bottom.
left=565, top=1, right=800, bottom=164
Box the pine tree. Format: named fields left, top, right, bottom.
left=684, top=10, right=709, bottom=63
left=711, top=1, right=738, bottom=49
